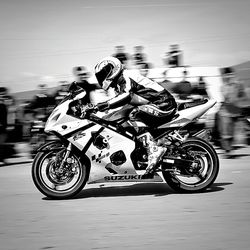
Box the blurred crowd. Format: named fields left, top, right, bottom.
left=0, top=44, right=250, bottom=162
left=111, top=44, right=182, bottom=69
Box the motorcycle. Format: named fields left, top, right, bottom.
left=32, top=89, right=219, bottom=199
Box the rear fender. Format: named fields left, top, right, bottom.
left=192, top=129, right=211, bottom=141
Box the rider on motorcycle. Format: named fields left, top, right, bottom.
left=89, top=56, right=177, bottom=176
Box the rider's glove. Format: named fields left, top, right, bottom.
left=79, top=102, right=110, bottom=118
left=96, top=102, right=110, bottom=112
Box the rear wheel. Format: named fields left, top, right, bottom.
left=32, top=143, right=90, bottom=199
left=162, top=137, right=219, bottom=192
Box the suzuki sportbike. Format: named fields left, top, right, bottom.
left=32, top=89, right=219, bottom=199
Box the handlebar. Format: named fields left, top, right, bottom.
left=79, top=103, right=98, bottom=119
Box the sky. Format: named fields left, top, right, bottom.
left=1, top=0, right=250, bottom=92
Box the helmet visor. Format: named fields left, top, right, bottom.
left=95, top=63, right=113, bottom=88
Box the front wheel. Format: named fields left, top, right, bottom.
left=32, top=143, right=90, bottom=199
left=162, top=137, right=219, bottom=193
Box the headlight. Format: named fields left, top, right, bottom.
left=51, top=113, right=60, bottom=122
left=45, top=113, right=61, bottom=129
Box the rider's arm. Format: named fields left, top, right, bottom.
left=96, top=74, right=132, bottom=112
left=108, top=92, right=131, bottom=109
left=97, top=92, right=131, bottom=111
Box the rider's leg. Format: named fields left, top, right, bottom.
left=146, top=143, right=166, bottom=174
left=129, top=108, right=169, bottom=175
left=137, top=132, right=166, bottom=175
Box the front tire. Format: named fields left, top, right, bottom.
left=32, top=144, right=90, bottom=199
left=162, top=137, right=219, bottom=193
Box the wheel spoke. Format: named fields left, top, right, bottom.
left=39, top=151, right=83, bottom=193
left=195, top=172, right=205, bottom=180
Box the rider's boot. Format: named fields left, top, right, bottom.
left=137, top=132, right=167, bottom=178
left=143, top=144, right=166, bottom=178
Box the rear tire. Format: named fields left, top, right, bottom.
left=162, top=137, right=219, bottom=193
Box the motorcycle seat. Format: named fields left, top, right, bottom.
left=178, top=98, right=208, bottom=111
left=133, top=104, right=177, bottom=127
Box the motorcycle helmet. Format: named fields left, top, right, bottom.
left=94, top=56, right=123, bottom=90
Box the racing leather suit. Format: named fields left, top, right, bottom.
left=96, top=70, right=177, bottom=175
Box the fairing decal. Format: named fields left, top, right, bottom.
left=86, top=127, right=137, bottom=183
left=88, top=173, right=164, bottom=184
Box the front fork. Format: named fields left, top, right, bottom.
left=58, top=143, right=72, bottom=172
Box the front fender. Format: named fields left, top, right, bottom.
left=36, top=140, right=64, bottom=153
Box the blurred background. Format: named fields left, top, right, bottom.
left=0, top=0, right=250, bottom=162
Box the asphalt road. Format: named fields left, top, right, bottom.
left=0, top=146, right=250, bottom=250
